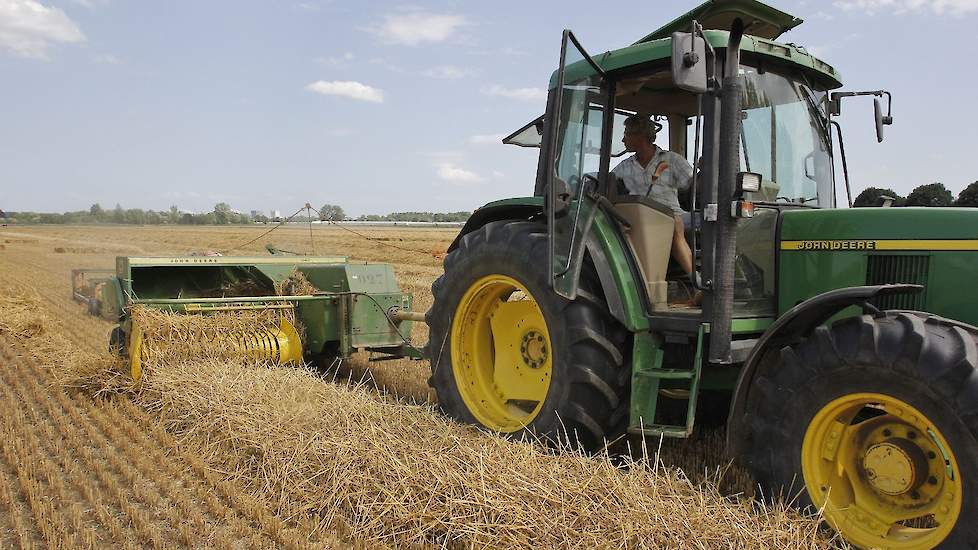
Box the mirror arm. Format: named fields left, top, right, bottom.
left=830, top=120, right=853, bottom=207
left=829, top=89, right=892, bottom=120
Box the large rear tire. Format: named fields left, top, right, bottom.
left=426, top=220, right=628, bottom=452
left=745, top=312, right=978, bottom=549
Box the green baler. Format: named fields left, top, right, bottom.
left=95, top=255, right=422, bottom=380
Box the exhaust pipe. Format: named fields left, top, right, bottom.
left=708, top=18, right=745, bottom=365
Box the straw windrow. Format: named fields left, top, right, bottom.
left=85, top=308, right=836, bottom=549
left=3, top=290, right=838, bottom=548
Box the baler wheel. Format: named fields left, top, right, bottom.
left=745, top=312, right=978, bottom=549
left=427, top=219, right=628, bottom=452
left=108, top=326, right=126, bottom=357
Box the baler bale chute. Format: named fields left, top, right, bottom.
left=95, top=255, right=424, bottom=380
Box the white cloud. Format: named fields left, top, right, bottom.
left=305, top=80, right=384, bottom=103
left=483, top=84, right=547, bottom=102
left=834, top=0, right=978, bottom=15
left=468, top=133, right=506, bottom=145
left=0, top=0, right=85, bottom=59
left=422, top=64, right=473, bottom=79
left=436, top=162, right=484, bottom=184
left=367, top=13, right=467, bottom=46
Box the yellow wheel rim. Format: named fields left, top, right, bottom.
left=450, top=274, right=553, bottom=432
left=802, top=393, right=962, bottom=549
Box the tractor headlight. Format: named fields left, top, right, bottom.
left=736, top=171, right=762, bottom=194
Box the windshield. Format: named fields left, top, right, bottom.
left=739, top=67, right=833, bottom=207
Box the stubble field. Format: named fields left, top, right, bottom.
left=0, top=223, right=838, bottom=548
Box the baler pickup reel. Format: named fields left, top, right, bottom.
left=82, top=255, right=425, bottom=380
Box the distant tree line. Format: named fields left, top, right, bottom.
left=352, top=211, right=471, bottom=223
left=317, top=203, right=469, bottom=223
left=2, top=203, right=258, bottom=225
left=1, top=202, right=471, bottom=225
left=854, top=181, right=978, bottom=207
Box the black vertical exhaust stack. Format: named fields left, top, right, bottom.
left=708, top=18, right=745, bottom=365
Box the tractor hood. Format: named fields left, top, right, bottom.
left=779, top=207, right=978, bottom=241
left=777, top=207, right=978, bottom=331
left=634, top=0, right=803, bottom=44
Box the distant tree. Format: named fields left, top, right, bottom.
left=124, top=208, right=147, bottom=225
left=90, top=203, right=104, bottom=219
left=168, top=205, right=180, bottom=224
left=954, top=181, right=978, bottom=207
left=319, top=204, right=346, bottom=221
left=853, top=187, right=903, bottom=207
left=905, top=183, right=954, bottom=207
left=213, top=202, right=232, bottom=224
left=253, top=213, right=269, bottom=223
left=111, top=203, right=125, bottom=223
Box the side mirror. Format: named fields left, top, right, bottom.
left=671, top=32, right=708, bottom=93
left=874, top=97, right=885, bottom=143
left=873, top=95, right=894, bottom=143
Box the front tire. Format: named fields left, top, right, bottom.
left=745, top=312, right=978, bottom=549
left=426, top=220, right=628, bottom=452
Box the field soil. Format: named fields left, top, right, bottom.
left=0, top=224, right=836, bottom=548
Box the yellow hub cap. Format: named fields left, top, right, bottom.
left=451, top=274, right=553, bottom=432
left=802, top=393, right=962, bottom=549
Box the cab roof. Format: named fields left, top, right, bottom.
left=549, top=0, right=842, bottom=91
left=635, top=0, right=802, bottom=42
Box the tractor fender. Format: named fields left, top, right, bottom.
left=448, top=198, right=635, bottom=329
left=725, top=283, right=923, bottom=456
left=448, top=199, right=544, bottom=253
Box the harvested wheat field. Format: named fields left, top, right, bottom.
left=0, top=224, right=842, bottom=548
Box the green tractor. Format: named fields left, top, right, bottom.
left=424, top=1, right=977, bottom=548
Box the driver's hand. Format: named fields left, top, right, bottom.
left=652, top=161, right=669, bottom=180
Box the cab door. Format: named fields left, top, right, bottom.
left=546, top=30, right=611, bottom=299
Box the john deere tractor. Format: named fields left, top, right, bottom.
left=425, top=1, right=977, bottom=547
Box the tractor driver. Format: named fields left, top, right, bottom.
left=612, top=114, right=695, bottom=277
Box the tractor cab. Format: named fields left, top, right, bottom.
left=504, top=0, right=841, bottom=321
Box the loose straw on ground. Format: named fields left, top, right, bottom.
left=4, top=297, right=841, bottom=549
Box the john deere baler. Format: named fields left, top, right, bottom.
left=95, top=255, right=422, bottom=379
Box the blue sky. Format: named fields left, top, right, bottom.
left=1, top=0, right=977, bottom=216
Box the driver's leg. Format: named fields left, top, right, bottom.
left=671, top=215, right=693, bottom=274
